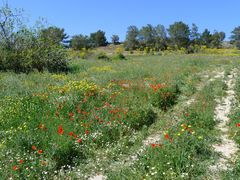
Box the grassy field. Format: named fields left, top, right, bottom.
left=0, top=53, right=240, bottom=179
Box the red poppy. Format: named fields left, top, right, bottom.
left=69, top=112, right=74, bottom=117
left=149, top=84, right=164, bottom=91
left=58, top=125, right=64, bottom=135
left=38, top=149, right=43, bottom=154
left=82, top=111, right=88, bottom=115
left=32, top=145, right=37, bottom=151
left=19, top=159, right=23, bottom=164
left=151, top=144, right=156, bottom=148
left=85, top=130, right=89, bottom=135
left=236, top=123, right=240, bottom=127
left=12, top=165, right=19, bottom=171
left=165, top=133, right=170, bottom=140
left=39, top=123, right=43, bottom=129
left=69, top=132, right=74, bottom=137
left=77, top=139, right=82, bottom=143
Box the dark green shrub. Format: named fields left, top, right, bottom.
left=114, top=53, right=126, bottom=60
left=53, top=142, right=86, bottom=170
left=126, top=107, right=157, bottom=130
left=97, top=52, right=110, bottom=60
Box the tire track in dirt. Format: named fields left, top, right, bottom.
left=209, top=69, right=239, bottom=179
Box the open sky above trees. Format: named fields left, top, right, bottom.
left=3, top=0, right=239, bottom=41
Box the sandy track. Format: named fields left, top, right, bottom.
left=209, top=69, right=239, bottom=178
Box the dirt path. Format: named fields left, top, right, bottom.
left=89, top=70, right=225, bottom=180
left=209, top=69, right=239, bottom=178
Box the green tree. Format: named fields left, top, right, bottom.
left=210, top=31, right=225, bottom=48
left=190, top=23, right=200, bottom=45
left=230, top=26, right=240, bottom=49
left=90, top=30, right=107, bottom=47
left=0, top=3, right=68, bottom=73
left=139, top=24, right=156, bottom=48
left=124, top=25, right=139, bottom=50
left=40, top=26, right=68, bottom=45
left=168, top=21, right=190, bottom=49
left=111, top=35, right=120, bottom=45
left=70, top=35, right=90, bottom=50
left=200, top=29, right=212, bottom=47
left=155, top=24, right=167, bottom=50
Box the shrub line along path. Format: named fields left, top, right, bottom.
left=209, top=69, right=239, bottom=179
left=89, top=69, right=226, bottom=180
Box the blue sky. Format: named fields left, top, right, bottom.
left=2, top=0, right=239, bottom=41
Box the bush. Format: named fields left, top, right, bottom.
left=0, top=37, right=69, bottom=73
left=151, top=85, right=180, bottom=111
left=53, top=142, right=86, bottom=170
left=97, top=52, right=110, bottom=60
left=0, top=5, right=69, bottom=73
left=126, top=106, right=157, bottom=130
left=186, top=45, right=201, bottom=54
left=113, top=53, right=126, bottom=60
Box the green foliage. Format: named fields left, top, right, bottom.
left=210, top=31, right=225, bottom=48
left=200, top=29, right=212, bottom=48
left=113, top=53, right=126, bottom=60
left=0, top=4, right=68, bottom=73
left=39, top=26, right=68, bottom=45
left=70, top=34, right=91, bottom=50
left=111, top=35, right=120, bottom=45
left=126, top=106, right=157, bottom=130
left=124, top=25, right=139, bottom=50
left=53, top=142, right=86, bottom=170
left=139, top=24, right=156, bottom=49
left=97, top=52, right=110, bottom=60
left=230, top=26, right=240, bottom=49
left=190, top=23, right=200, bottom=45
left=90, top=30, right=107, bottom=47
left=125, top=24, right=168, bottom=51
left=168, top=21, right=190, bottom=49
left=155, top=24, right=168, bottom=51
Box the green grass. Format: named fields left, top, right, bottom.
left=0, top=54, right=239, bottom=179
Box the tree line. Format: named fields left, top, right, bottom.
left=70, top=22, right=240, bottom=52
left=1, top=3, right=240, bottom=73
left=124, top=23, right=226, bottom=52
